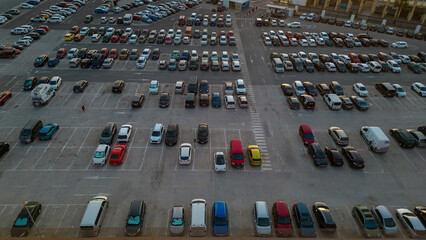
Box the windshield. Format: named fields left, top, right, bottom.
left=300, top=218, right=314, bottom=227
left=198, top=130, right=207, bottom=137
left=150, top=84, right=157, bottom=88
left=257, top=217, right=270, bottom=227
left=152, top=130, right=161, bottom=137
left=365, top=219, right=377, bottom=229
left=171, top=218, right=183, bottom=226
left=101, top=130, right=111, bottom=137
left=166, top=131, right=176, bottom=137
left=110, top=154, right=120, bottom=160
left=305, top=134, right=314, bottom=139
left=94, top=151, right=104, bottom=158
left=277, top=216, right=291, bottom=225
left=127, top=216, right=140, bottom=225
left=384, top=218, right=396, bottom=227
left=20, top=129, right=31, bottom=136
left=232, top=153, right=243, bottom=160
left=216, top=155, right=225, bottom=165
left=14, top=217, right=28, bottom=227
left=214, top=216, right=228, bottom=226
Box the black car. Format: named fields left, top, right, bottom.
left=319, top=54, right=331, bottom=63
left=408, top=62, right=422, bottom=74
left=77, top=48, right=88, bottom=58
left=6, top=9, right=20, bottom=15
left=336, top=61, right=346, bottom=72
left=335, top=20, right=344, bottom=26
left=102, top=35, right=111, bottom=43
left=112, top=80, right=124, bottom=93
left=88, top=27, right=97, bottom=36
left=73, top=80, right=88, bottom=93
left=405, top=31, right=414, bottom=38
left=10, top=202, right=42, bottom=237
left=165, top=124, right=179, bottom=146
left=333, top=38, right=344, bottom=47
left=389, top=128, right=416, bottom=148
left=339, top=96, right=353, bottom=110
left=368, top=54, right=380, bottom=62
left=80, top=58, right=92, bottom=68
left=316, top=83, right=330, bottom=95
left=32, top=29, right=46, bottom=35
left=342, top=146, right=364, bottom=168
left=314, top=62, right=326, bottom=72
left=324, top=147, right=343, bottom=166
left=312, top=202, right=336, bottom=231
left=414, top=206, right=426, bottom=226
left=358, top=54, right=370, bottom=63
left=344, top=38, right=354, bottom=48
left=299, top=94, right=315, bottom=109
left=159, top=92, right=170, bottom=108
left=360, top=38, right=371, bottom=47
left=83, top=15, right=93, bottom=23
left=378, top=39, right=389, bottom=47
left=0, top=142, right=10, bottom=158
left=328, top=18, right=336, bottom=25
left=370, top=38, right=380, bottom=47
left=34, top=54, right=48, bottom=67
left=288, top=97, right=300, bottom=110
left=395, top=29, right=405, bottom=36
left=281, top=83, right=293, bottom=96
left=152, top=48, right=160, bottom=60
left=346, top=63, right=359, bottom=73
left=307, top=143, right=328, bottom=167
left=22, top=76, right=38, bottom=91
left=304, top=60, right=315, bottom=72
left=125, top=200, right=146, bottom=236
left=197, top=123, right=208, bottom=144
left=293, top=59, right=304, bottom=72
left=303, top=82, right=317, bottom=96
left=350, top=96, right=368, bottom=111
left=329, top=81, right=344, bottom=95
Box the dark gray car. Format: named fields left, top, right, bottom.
left=99, top=122, right=117, bottom=144
left=307, top=143, right=328, bottom=166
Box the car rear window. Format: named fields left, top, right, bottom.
left=14, top=218, right=28, bottom=227
left=304, top=134, right=314, bottom=139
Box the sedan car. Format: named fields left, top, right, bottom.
left=411, top=82, right=426, bottom=96
left=313, top=202, right=336, bottom=231
left=92, top=144, right=110, bottom=166
left=396, top=208, right=426, bottom=238
left=10, top=202, right=42, bottom=237
left=288, top=96, right=300, bottom=110
left=38, top=123, right=59, bottom=140
left=109, top=144, right=126, bottom=165
left=179, top=143, right=192, bottom=164
left=371, top=205, right=398, bottom=236
left=342, top=146, right=364, bottom=168
left=325, top=62, right=336, bottom=72
left=350, top=96, right=368, bottom=111
left=324, top=147, right=343, bottom=166
left=0, top=91, right=12, bottom=106
left=197, top=123, right=208, bottom=144
left=353, top=83, right=368, bottom=96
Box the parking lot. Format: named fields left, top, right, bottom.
left=0, top=0, right=425, bottom=238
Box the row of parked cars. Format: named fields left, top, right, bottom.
left=9, top=196, right=426, bottom=238
left=299, top=12, right=425, bottom=40
left=2, top=25, right=50, bottom=59
left=262, top=30, right=403, bottom=48
left=30, top=0, right=88, bottom=23
left=270, top=51, right=426, bottom=74
left=178, top=12, right=232, bottom=27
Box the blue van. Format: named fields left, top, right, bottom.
left=292, top=202, right=316, bottom=237
left=212, top=201, right=228, bottom=236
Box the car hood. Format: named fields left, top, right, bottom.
left=125, top=225, right=141, bottom=236
left=213, top=224, right=228, bottom=235
left=165, top=136, right=176, bottom=145
left=92, top=156, right=106, bottom=165
left=99, top=136, right=112, bottom=144
left=256, top=225, right=271, bottom=235
left=170, top=225, right=184, bottom=234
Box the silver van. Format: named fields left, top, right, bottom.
left=190, top=199, right=207, bottom=236
left=80, top=196, right=109, bottom=236
left=254, top=201, right=271, bottom=236
left=323, top=93, right=342, bottom=110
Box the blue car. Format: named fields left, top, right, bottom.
left=95, top=7, right=109, bottom=13
left=210, top=20, right=216, bottom=26
left=148, top=14, right=158, bottom=21
left=212, top=92, right=221, bottom=107
left=141, top=16, right=152, bottom=23
left=48, top=58, right=59, bottom=67
left=212, top=201, right=229, bottom=236
left=26, top=0, right=39, bottom=5
left=38, top=123, right=59, bottom=140
left=292, top=202, right=316, bottom=237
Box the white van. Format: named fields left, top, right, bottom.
left=190, top=199, right=207, bottom=237
left=123, top=13, right=133, bottom=25
left=80, top=196, right=109, bottom=236
left=323, top=94, right=342, bottom=110
left=272, top=58, right=285, bottom=73
left=360, top=126, right=390, bottom=153
left=254, top=201, right=271, bottom=236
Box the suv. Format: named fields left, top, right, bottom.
left=117, top=124, right=133, bottom=143
left=112, top=80, right=125, bottom=93
left=99, top=122, right=117, bottom=144
left=352, top=205, right=381, bottom=238
left=389, top=128, right=416, bottom=148
left=375, top=83, right=396, bottom=97
left=307, top=143, right=327, bottom=166
left=293, top=202, right=316, bottom=237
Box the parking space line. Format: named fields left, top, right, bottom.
left=17, top=93, right=31, bottom=107
left=0, top=205, right=7, bottom=216
left=397, top=148, right=417, bottom=172
left=30, top=128, right=62, bottom=171
left=122, top=129, right=136, bottom=169
left=68, top=128, right=89, bottom=170
left=88, top=83, right=104, bottom=107
left=73, top=92, right=85, bottom=109
left=5, top=76, right=17, bottom=87
left=138, top=139, right=150, bottom=171
left=394, top=98, right=410, bottom=112
left=13, top=146, right=32, bottom=170
left=102, top=94, right=112, bottom=109
left=157, top=145, right=165, bottom=169
left=55, top=204, right=70, bottom=234
left=367, top=97, right=383, bottom=112
left=34, top=205, right=48, bottom=229
left=414, top=150, right=426, bottom=163
left=61, top=91, right=74, bottom=108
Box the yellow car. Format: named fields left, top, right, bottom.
left=247, top=145, right=262, bottom=166
left=65, top=33, right=75, bottom=41
left=40, top=14, right=50, bottom=19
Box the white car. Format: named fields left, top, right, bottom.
left=106, top=27, right=115, bottom=35
left=395, top=208, right=426, bottom=238
left=287, top=22, right=301, bottom=28
left=232, top=61, right=241, bottom=71
left=52, top=14, right=65, bottom=20
left=368, top=61, right=382, bottom=72
left=141, top=48, right=151, bottom=59
left=80, top=27, right=89, bottom=35
left=211, top=51, right=218, bottom=61
left=298, top=39, right=308, bottom=47
left=235, top=79, right=246, bottom=94
left=129, top=34, right=138, bottom=44
left=224, top=95, right=235, bottom=109
left=232, top=53, right=239, bottom=62
left=136, top=57, right=147, bottom=68
left=325, top=62, right=336, bottom=72
left=353, top=83, right=368, bottom=97
left=315, top=37, right=325, bottom=46
left=293, top=80, right=306, bottom=96
left=290, top=38, right=298, bottom=46
left=21, top=3, right=35, bottom=8
left=47, top=16, right=63, bottom=23
left=20, top=25, right=34, bottom=31
left=277, top=30, right=285, bottom=38
left=50, top=5, right=63, bottom=11
left=179, top=143, right=192, bottom=165
left=150, top=123, right=164, bottom=144
left=263, top=37, right=272, bottom=46
left=330, top=53, right=339, bottom=63
left=319, top=32, right=329, bottom=40
left=201, top=37, right=208, bottom=45
left=353, top=38, right=362, bottom=47
left=124, top=27, right=133, bottom=35
left=268, top=30, right=276, bottom=38
left=182, top=36, right=190, bottom=44
left=299, top=13, right=307, bottom=20
left=279, top=19, right=285, bottom=26
left=306, top=13, right=315, bottom=20
left=358, top=63, right=370, bottom=72
left=338, top=54, right=351, bottom=64
left=49, top=76, right=62, bottom=90
left=92, top=144, right=110, bottom=166
left=219, top=36, right=227, bottom=45
left=19, top=36, right=33, bottom=43
left=117, top=124, right=132, bottom=142
left=222, top=51, right=229, bottom=62
left=175, top=29, right=182, bottom=38
left=149, top=80, right=159, bottom=94
left=392, top=84, right=406, bottom=97
left=391, top=41, right=407, bottom=48
left=399, top=55, right=410, bottom=63
left=174, top=36, right=181, bottom=45
left=298, top=51, right=308, bottom=61
left=411, top=82, right=426, bottom=96
left=308, top=53, right=319, bottom=63
left=387, top=60, right=401, bottom=73
left=167, top=28, right=174, bottom=37
left=308, top=39, right=316, bottom=47
left=68, top=48, right=78, bottom=58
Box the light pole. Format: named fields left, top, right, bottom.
left=23, top=201, right=42, bottom=239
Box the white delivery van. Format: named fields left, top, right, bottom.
left=31, top=84, right=55, bottom=107
left=123, top=13, right=133, bottom=25
left=190, top=199, right=207, bottom=236
left=80, top=196, right=109, bottom=236
left=323, top=94, right=342, bottom=110
left=360, top=126, right=390, bottom=153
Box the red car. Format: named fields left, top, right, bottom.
left=272, top=202, right=293, bottom=237
left=133, top=15, right=141, bottom=21
left=110, top=144, right=126, bottom=165
left=74, top=34, right=84, bottom=42
left=299, top=124, right=315, bottom=145
left=109, top=49, right=118, bottom=59
left=56, top=48, right=67, bottom=59
left=111, top=35, right=120, bottom=43
left=37, top=25, right=50, bottom=31
left=70, top=25, right=80, bottom=34
left=227, top=30, right=234, bottom=38
left=286, top=31, right=294, bottom=39
left=165, top=36, right=172, bottom=45
left=100, top=48, right=109, bottom=58
left=119, top=34, right=129, bottom=43
left=348, top=53, right=360, bottom=63
left=0, top=91, right=12, bottom=106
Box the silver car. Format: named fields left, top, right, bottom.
left=328, top=127, right=349, bottom=146
left=371, top=205, right=398, bottom=236
left=170, top=206, right=185, bottom=236
left=92, top=144, right=110, bottom=166
left=396, top=208, right=426, bottom=238
left=407, top=129, right=426, bottom=147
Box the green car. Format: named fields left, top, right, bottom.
left=352, top=205, right=381, bottom=238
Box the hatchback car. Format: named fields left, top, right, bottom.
left=352, top=205, right=381, bottom=238
left=92, top=144, right=110, bottom=166
left=328, top=127, right=349, bottom=146
left=170, top=206, right=185, bottom=236
left=150, top=123, right=164, bottom=144
left=38, top=123, right=59, bottom=140
left=272, top=201, right=293, bottom=236
left=110, top=144, right=127, bottom=165
left=179, top=143, right=192, bottom=164
left=396, top=208, right=426, bottom=238
left=371, top=205, right=398, bottom=236
left=117, top=125, right=132, bottom=143
left=212, top=201, right=229, bottom=236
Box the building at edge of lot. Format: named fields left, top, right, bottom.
left=223, top=0, right=250, bottom=10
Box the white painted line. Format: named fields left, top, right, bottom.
left=157, top=145, right=165, bottom=169
left=73, top=92, right=85, bottom=109
left=14, top=146, right=32, bottom=170
left=61, top=92, right=74, bottom=107
left=55, top=204, right=70, bottom=234
left=88, top=83, right=104, bottom=107
left=102, top=94, right=112, bottom=109
left=67, top=128, right=88, bottom=170
left=138, top=139, right=150, bottom=171
left=122, top=128, right=137, bottom=169
left=367, top=96, right=383, bottom=112
left=395, top=98, right=410, bottom=112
